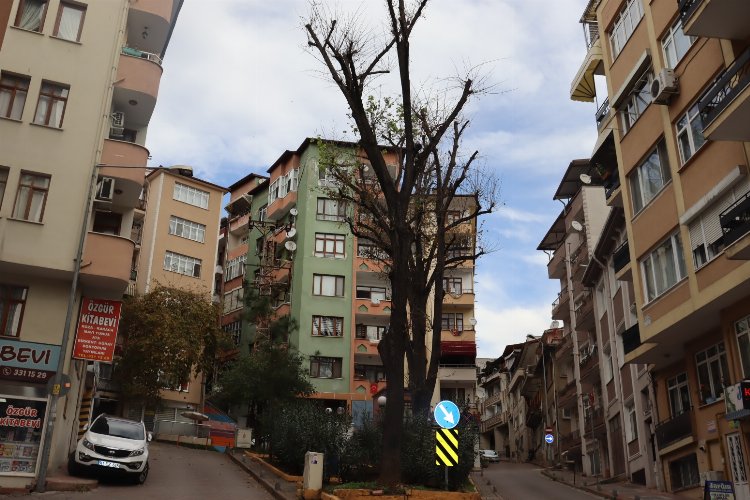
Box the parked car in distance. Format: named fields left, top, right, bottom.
left=479, top=449, right=500, bottom=463
left=68, top=414, right=151, bottom=484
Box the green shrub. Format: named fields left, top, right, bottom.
left=339, top=417, right=382, bottom=482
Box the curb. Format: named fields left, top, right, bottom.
left=541, top=469, right=611, bottom=499
left=227, top=451, right=294, bottom=500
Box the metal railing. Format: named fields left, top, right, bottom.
left=595, top=98, right=610, bottom=128
left=655, top=409, right=693, bottom=448
left=613, top=241, right=630, bottom=274
left=121, top=46, right=163, bottom=65
left=720, top=189, right=750, bottom=247
left=622, top=323, right=641, bottom=355
left=677, top=0, right=700, bottom=27
left=698, top=46, right=750, bottom=128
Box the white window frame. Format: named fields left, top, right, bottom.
left=640, top=232, right=686, bottom=302
left=168, top=215, right=206, bottom=243
left=667, top=372, right=691, bottom=417
left=610, top=0, right=644, bottom=58
left=620, top=70, right=654, bottom=134
left=223, top=320, right=242, bottom=347
left=311, top=315, right=344, bottom=337
left=629, top=139, right=671, bottom=214
left=695, top=342, right=728, bottom=405
left=317, top=198, right=346, bottom=221
left=735, top=315, right=750, bottom=379
left=173, top=182, right=209, bottom=209
left=224, top=254, right=247, bottom=282
left=625, top=400, right=638, bottom=442
left=258, top=204, right=267, bottom=222
left=662, top=18, right=695, bottom=69
left=676, top=103, right=706, bottom=165
left=163, top=251, right=202, bottom=277
left=314, top=233, right=345, bottom=258
left=603, top=344, right=614, bottom=383
left=268, top=179, right=279, bottom=205
left=313, top=274, right=345, bottom=297
left=223, top=287, right=244, bottom=314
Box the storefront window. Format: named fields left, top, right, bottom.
left=0, top=396, right=47, bottom=476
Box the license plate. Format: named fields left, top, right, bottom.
left=97, top=460, right=120, bottom=468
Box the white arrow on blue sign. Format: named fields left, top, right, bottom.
left=545, top=434, right=554, bottom=444
left=434, top=400, right=460, bottom=429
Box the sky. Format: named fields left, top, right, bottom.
left=146, top=0, right=599, bottom=359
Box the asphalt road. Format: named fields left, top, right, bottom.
left=28, top=442, right=273, bottom=500
left=476, top=461, right=598, bottom=500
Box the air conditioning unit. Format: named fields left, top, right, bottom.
left=110, top=111, right=125, bottom=136
left=96, top=177, right=115, bottom=201
left=650, top=68, right=679, bottom=105
left=371, top=297, right=381, bottom=305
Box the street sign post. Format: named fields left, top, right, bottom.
left=545, top=434, right=554, bottom=444
left=434, top=400, right=460, bottom=429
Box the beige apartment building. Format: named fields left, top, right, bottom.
left=131, top=166, right=226, bottom=422
left=0, top=0, right=182, bottom=488
left=570, top=0, right=750, bottom=496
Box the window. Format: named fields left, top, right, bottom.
left=443, top=277, right=463, bottom=294
left=0, top=168, right=8, bottom=208
left=12, top=172, right=50, bottom=222
left=610, top=0, right=643, bottom=57
left=163, top=251, right=202, bottom=277
left=317, top=198, right=346, bottom=221
left=314, top=233, right=345, bottom=258
left=268, top=179, right=279, bottom=205
left=318, top=166, right=339, bottom=187
left=224, top=254, right=247, bottom=282
left=14, top=0, right=49, bottom=32
left=735, top=316, right=750, bottom=379
left=441, top=313, right=464, bottom=332
left=676, top=103, right=706, bottom=165
left=662, top=19, right=694, bottom=69
left=641, top=232, right=686, bottom=301
left=310, top=356, right=342, bottom=378
left=53, top=1, right=86, bottom=42
left=0, top=73, right=30, bottom=120
left=603, top=344, right=614, bottom=383
left=629, top=140, right=671, bottom=213
left=285, top=169, right=298, bottom=194
left=667, top=372, right=691, bottom=417
left=173, top=182, right=209, bottom=209
left=312, top=316, right=344, bottom=337
left=357, top=241, right=387, bottom=259
left=356, top=286, right=388, bottom=301
left=92, top=210, right=121, bottom=235
left=696, top=342, right=728, bottom=405
left=313, top=274, right=345, bottom=297
left=33, top=82, right=69, bottom=128
left=223, top=321, right=242, bottom=347
left=356, top=324, right=386, bottom=342
left=0, top=285, right=28, bottom=337
left=223, top=288, right=244, bottom=314
left=620, top=70, right=654, bottom=134
left=354, top=363, right=386, bottom=382
left=169, top=215, right=206, bottom=243
left=625, top=401, right=638, bottom=442
left=669, top=454, right=700, bottom=490
left=257, top=204, right=267, bottom=222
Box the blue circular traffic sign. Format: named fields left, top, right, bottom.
left=434, top=400, right=460, bottom=429
left=545, top=433, right=554, bottom=444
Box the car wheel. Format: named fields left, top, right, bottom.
left=132, top=462, right=149, bottom=485
left=67, top=453, right=81, bottom=477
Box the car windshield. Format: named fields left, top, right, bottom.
left=90, top=416, right=144, bottom=440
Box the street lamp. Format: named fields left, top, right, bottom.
left=35, top=162, right=148, bottom=492
left=526, top=334, right=552, bottom=464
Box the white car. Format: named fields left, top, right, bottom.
left=480, top=449, right=500, bottom=463
left=68, top=414, right=151, bottom=484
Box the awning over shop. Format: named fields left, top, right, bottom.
left=441, top=341, right=477, bottom=356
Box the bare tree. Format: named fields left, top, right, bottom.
left=305, top=0, right=497, bottom=485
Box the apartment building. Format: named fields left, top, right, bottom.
left=569, top=0, right=750, bottom=495
left=0, top=0, right=182, bottom=488
left=0, top=1, right=10, bottom=49
left=234, top=138, right=478, bottom=419
left=129, top=167, right=225, bottom=422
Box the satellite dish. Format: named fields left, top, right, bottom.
left=289, top=207, right=298, bottom=216
left=579, top=173, right=592, bottom=185
left=571, top=221, right=584, bottom=232
left=284, top=241, right=297, bottom=252
left=550, top=320, right=560, bottom=329
left=286, top=227, right=297, bottom=239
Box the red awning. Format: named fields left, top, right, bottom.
left=441, top=341, right=477, bottom=356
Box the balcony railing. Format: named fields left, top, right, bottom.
left=595, top=98, right=610, bottom=128
left=484, top=392, right=502, bottom=407
left=480, top=411, right=507, bottom=432
left=699, top=46, right=750, bottom=128
left=622, top=324, right=641, bottom=355
left=121, top=46, right=163, bottom=66
left=720, top=189, right=750, bottom=247
left=655, top=409, right=693, bottom=449
left=584, top=407, right=605, bottom=433
left=582, top=20, right=600, bottom=49
left=561, top=430, right=581, bottom=450
left=613, top=241, right=630, bottom=274
left=678, top=0, right=700, bottom=27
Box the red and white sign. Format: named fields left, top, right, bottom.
left=72, top=298, right=122, bottom=362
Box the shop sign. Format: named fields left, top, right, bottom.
left=741, top=380, right=750, bottom=408
left=0, top=396, right=48, bottom=476
left=0, top=338, right=60, bottom=384
left=703, top=480, right=735, bottom=500
left=72, top=298, right=122, bottom=362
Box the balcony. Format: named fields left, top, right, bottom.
left=228, top=212, right=250, bottom=236
left=437, top=364, right=477, bottom=382
left=268, top=191, right=298, bottom=221
left=547, top=247, right=566, bottom=279
left=584, top=407, right=606, bottom=437
left=679, top=0, right=750, bottom=40
left=570, top=242, right=589, bottom=278
left=443, top=289, right=474, bottom=308
left=552, top=287, right=570, bottom=321
left=699, top=46, right=750, bottom=141
left=440, top=329, right=476, bottom=343
left=579, top=346, right=599, bottom=381
left=484, top=392, right=502, bottom=408
left=127, top=0, right=175, bottom=56
left=613, top=241, right=630, bottom=274
left=355, top=297, right=392, bottom=320
left=655, top=409, right=694, bottom=449
left=112, top=50, right=164, bottom=130
left=80, top=232, right=136, bottom=293
left=570, top=21, right=603, bottom=103
left=480, top=411, right=507, bottom=433
left=595, top=98, right=610, bottom=130
left=574, top=290, right=594, bottom=329
left=560, top=430, right=581, bottom=451
left=355, top=254, right=389, bottom=275
left=622, top=324, right=641, bottom=356
left=721, top=190, right=750, bottom=259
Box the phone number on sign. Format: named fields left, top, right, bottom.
left=1, top=367, right=51, bottom=380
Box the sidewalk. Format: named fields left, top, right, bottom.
left=227, top=449, right=299, bottom=500
left=541, top=467, right=692, bottom=500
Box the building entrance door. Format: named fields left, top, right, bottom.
left=727, top=432, right=750, bottom=500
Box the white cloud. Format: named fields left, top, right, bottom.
left=494, top=206, right=547, bottom=223
left=474, top=303, right=552, bottom=358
